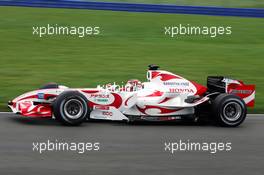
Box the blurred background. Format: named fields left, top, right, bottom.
left=87, top=0, right=264, bottom=8
left=0, top=0, right=263, bottom=112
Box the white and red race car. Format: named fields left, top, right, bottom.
left=8, top=65, right=255, bottom=127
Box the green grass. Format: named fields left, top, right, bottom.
left=0, top=7, right=263, bottom=113
left=94, top=0, right=264, bottom=8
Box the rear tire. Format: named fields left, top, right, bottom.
left=212, top=94, right=247, bottom=127
left=53, top=91, right=89, bottom=126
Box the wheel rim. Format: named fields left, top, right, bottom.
left=223, top=102, right=242, bottom=122
left=63, top=99, right=84, bottom=119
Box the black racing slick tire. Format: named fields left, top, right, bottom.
left=53, top=91, right=89, bottom=126
left=212, top=94, right=247, bottom=127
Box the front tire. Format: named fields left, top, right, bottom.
left=212, top=94, right=247, bottom=127
left=53, top=91, right=89, bottom=126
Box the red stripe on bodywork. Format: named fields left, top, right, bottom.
left=151, top=71, right=160, bottom=78
left=158, top=74, right=181, bottom=81
left=82, top=90, right=99, bottom=94
left=158, top=97, right=172, bottom=104
left=125, top=96, right=133, bottom=106
left=18, top=95, right=38, bottom=101
left=19, top=102, right=52, bottom=118
left=191, top=81, right=207, bottom=96
left=136, top=105, right=182, bottom=115
left=146, top=91, right=164, bottom=97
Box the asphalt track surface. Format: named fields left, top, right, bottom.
left=0, top=0, right=264, bottom=18
left=0, top=113, right=263, bottom=174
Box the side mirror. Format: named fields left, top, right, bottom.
left=146, top=71, right=151, bottom=81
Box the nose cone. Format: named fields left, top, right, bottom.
left=7, top=100, right=18, bottom=113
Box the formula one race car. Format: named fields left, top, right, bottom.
left=8, top=65, right=255, bottom=127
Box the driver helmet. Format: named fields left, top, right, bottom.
left=125, top=79, right=142, bottom=92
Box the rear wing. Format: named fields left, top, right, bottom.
left=207, top=76, right=255, bottom=107
left=226, top=81, right=255, bottom=107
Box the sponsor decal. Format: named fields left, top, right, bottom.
left=229, top=89, right=253, bottom=94
left=90, top=94, right=109, bottom=98
left=90, top=94, right=110, bottom=103
left=141, top=116, right=181, bottom=121
left=102, top=111, right=113, bottom=116
left=37, top=93, right=45, bottom=99
left=169, top=88, right=194, bottom=93
left=94, top=105, right=110, bottom=110
left=88, top=93, right=122, bottom=109
left=163, top=82, right=189, bottom=86
left=96, top=99, right=108, bottom=102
